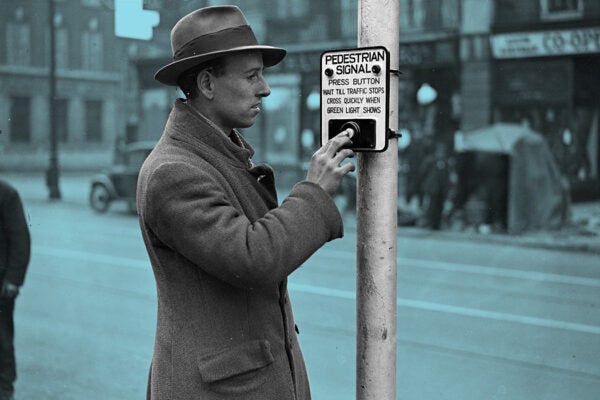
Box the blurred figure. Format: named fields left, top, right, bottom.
left=403, top=126, right=430, bottom=210
left=449, top=152, right=508, bottom=233
left=480, top=153, right=509, bottom=232
left=0, top=180, right=31, bottom=400
left=422, top=143, right=450, bottom=230
left=113, top=135, right=127, bottom=164
left=414, top=83, right=452, bottom=229
left=417, top=83, right=438, bottom=139
left=404, top=83, right=439, bottom=212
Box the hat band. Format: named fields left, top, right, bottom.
left=173, top=25, right=258, bottom=61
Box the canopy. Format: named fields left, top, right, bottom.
left=455, top=123, right=569, bottom=234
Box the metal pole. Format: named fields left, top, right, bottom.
left=47, top=0, right=61, bottom=200
left=356, top=0, right=399, bottom=399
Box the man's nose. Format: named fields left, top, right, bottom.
left=258, top=75, right=271, bottom=97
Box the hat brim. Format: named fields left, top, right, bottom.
left=154, top=45, right=286, bottom=86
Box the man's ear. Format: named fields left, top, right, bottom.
left=197, top=69, right=214, bottom=100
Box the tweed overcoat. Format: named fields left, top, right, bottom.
left=137, top=100, right=343, bottom=400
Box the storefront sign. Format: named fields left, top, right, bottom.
left=320, top=47, right=389, bottom=152
left=491, top=27, right=600, bottom=59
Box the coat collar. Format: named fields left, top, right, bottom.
left=165, top=98, right=255, bottom=167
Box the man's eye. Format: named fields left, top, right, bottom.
left=247, top=74, right=258, bottom=81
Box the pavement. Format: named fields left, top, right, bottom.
left=340, top=198, right=600, bottom=255
left=3, top=171, right=600, bottom=255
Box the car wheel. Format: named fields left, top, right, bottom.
left=90, top=184, right=111, bottom=213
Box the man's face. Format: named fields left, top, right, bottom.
left=210, top=51, right=271, bottom=132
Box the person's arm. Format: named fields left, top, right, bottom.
left=145, top=164, right=341, bottom=289
left=143, top=132, right=354, bottom=290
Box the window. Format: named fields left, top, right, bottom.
left=55, top=27, right=69, bottom=69
left=85, top=100, right=103, bottom=142
left=440, top=0, right=460, bottom=29
left=81, top=0, right=102, bottom=7
left=55, top=99, right=69, bottom=143
left=10, top=96, right=31, bottom=143
left=276, top=0, right=308, bottom=18
left=6, top=7, right=31, bottom=66
left=540, top=0, right=583, bottom=20
left=400, top=0, right=425, bottom=31
left=54, top=13, right=69, bottom=69
left=81, top=18, right=103, bottom=70
left=340, top=0, right=358, bottom=38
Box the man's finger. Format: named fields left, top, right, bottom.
left=333, top=148, right=354, bottom=165
left=326, top=132, right=353, bottom=157
left=339, top=161, right=356, bottom=174
left=342, top=128, right=355, bottom=139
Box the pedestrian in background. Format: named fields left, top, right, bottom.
left=415, top=83, right=451, bottom=229
left=136, top=6, right=355, bottom=399
left=422, top=142, right=451, bottom=230
left=0, top=180, right=31, bottom=400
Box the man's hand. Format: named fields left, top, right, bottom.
left=1, top=281, right=19, bottom=298
left=306, top=130, right=355, bottom=196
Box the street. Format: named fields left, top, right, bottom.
left=6, top=174, right=600, bottom=400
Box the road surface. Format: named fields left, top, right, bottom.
left=6, top=174, right=600, bottom=399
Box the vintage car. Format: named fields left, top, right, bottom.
left=89, top=141, right=155, bottom=213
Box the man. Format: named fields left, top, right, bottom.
left=0, top=180, right=31, bottom=400
left=137, top=6, right=355, bottom=400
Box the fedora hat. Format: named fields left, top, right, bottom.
left=155, top=6, right=286, bottom=86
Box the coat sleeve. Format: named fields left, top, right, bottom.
left=142, top=162, right=343, bottom=289
left=2, top=187, right=31, bottom=286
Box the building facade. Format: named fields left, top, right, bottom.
left=3, top=0, right=597, bottom=201
left=0, top=0, right=137, bottom=170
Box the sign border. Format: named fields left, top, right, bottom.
left=320, top=46, right=390, bottom=152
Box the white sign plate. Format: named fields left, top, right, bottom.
left=321, top=46, right=389, bottom=151
left=490, top=27, right=600, bottom=59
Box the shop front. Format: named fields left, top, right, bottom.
left=396, top=37, right=461, bottom=206
left=397, top=37, right=461, bottom=145
left=490, top=26, right=600, bottom=200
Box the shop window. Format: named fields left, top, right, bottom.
left=6, top=7, right=31, bottom=66
left=85, top=100, right=103, bottom=142
left=81, top=18, right=103, bottom=70
left=10, top=96, right=31, bottom=143
left=540, top=0, right=583, bottom=20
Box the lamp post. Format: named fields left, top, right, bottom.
left=47, top=0, right=61, bottom=200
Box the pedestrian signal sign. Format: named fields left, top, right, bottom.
left=321, top=46, right=389, bottom=152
